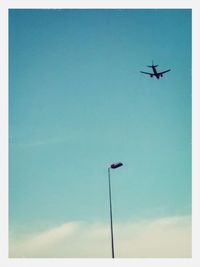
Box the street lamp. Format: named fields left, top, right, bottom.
left=108, top=162, right=123, bottom=258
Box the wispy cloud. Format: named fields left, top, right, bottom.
left=9, top=216, right=191, bottom=258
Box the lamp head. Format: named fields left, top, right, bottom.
left=110, top=162, right=123, bottom=169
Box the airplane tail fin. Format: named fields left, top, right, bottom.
left=147, top=60, right=158, bottom=68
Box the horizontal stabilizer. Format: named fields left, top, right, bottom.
left=147, top=64, right=158, bottom=68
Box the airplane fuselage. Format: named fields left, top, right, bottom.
left=152, top=66, right=161, bottom=79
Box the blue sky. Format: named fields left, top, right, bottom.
left=9, top=9, right=191, bottom=257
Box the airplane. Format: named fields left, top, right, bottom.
left=140, top=61, right=171, bottom=79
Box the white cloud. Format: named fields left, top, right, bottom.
left=114, top=216, right=191, bottom=258
left=9, top=216, right=191, bottom=258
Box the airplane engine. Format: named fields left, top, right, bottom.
left=150, top=74, right=153, bottom=77
left=160, top=74, right=163, bottom=77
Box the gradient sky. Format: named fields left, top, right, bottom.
left=9, top=9, right=191, bottom=257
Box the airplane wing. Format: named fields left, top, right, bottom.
left=140, top=71, right=154, bottom=75
left=158, top=69, right=171, bottom=75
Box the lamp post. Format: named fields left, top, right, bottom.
left=108, top=162, right=123, bottom=258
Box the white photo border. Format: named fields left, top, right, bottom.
left=0, top=1, right=199, bottom=267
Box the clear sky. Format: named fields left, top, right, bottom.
left=9, top=9, right=191, bottom=258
